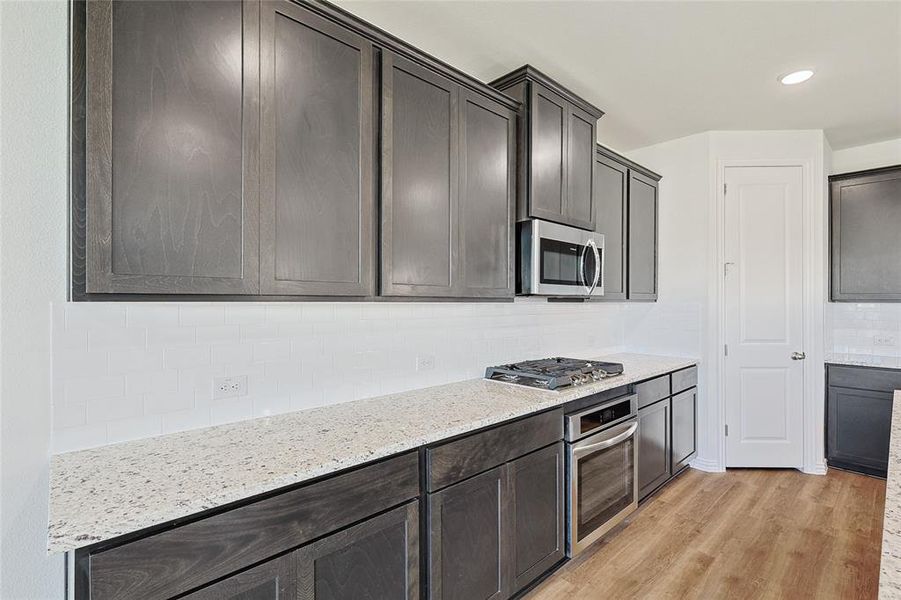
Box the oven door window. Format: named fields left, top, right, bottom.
left=540, top=238, right=588, bottom=287
left=576, top=436, right=634, bottom=542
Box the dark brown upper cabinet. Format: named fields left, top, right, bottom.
left=490, top=65, right=604, bottom=231
left=381, top=53, right=516, bottom=298
left=73, top=0, right=519, bottom=300
left=82, top=0, right=260, bottom=295
left=258, top=0, right=376, bottom=296
left=593, top=144, right=661, bottom=302
left=628, top=170, right=659, bottom=301
left=830, top=165, right=901, bottom=301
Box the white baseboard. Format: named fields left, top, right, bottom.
left=801, top=462, right=827, bottom=476
left=689, top=457, right=725, bottom=473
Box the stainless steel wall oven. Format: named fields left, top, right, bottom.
left=565, top=393, right=638, bottom=556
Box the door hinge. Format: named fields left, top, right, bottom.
left=724, top=183, right=728, bottom=195
left=724, top=344, right=728, bottom=356
left=725, top=424, right=729, bottom=437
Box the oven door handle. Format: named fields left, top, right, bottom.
left=572, top=421, right=638, bottom=457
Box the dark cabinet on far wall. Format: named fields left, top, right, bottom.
left=381, top=52, right=516, bottom=298
left=826, top=364, right=901, bottom=477
left=830, top=165, right=901, bottom=301
left=490, top=65, right=604, bottom=231
left=593, top=145, right=661, bottom=301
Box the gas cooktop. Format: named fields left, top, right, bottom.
left=485, top=357, right=624, bottom=390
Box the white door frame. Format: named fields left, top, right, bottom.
left=705, top=158, right=826, bottom=475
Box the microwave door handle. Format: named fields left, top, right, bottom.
left=572, top=421, right=638, bottom=457
left=586, top=238, right=601, bottom=297
left=578, top=242, right=590, bottom=294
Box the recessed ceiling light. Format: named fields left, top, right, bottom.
left=779, top=70, right=814, bottom=85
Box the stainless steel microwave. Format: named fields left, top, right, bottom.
left=518, top=219, right=605, bottom=297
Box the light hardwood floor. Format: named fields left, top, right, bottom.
left=527, top=468, right=886, bottom=600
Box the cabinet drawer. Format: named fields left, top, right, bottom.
left=635, top=375, right=670, bottom=409
left=427, top=409, right=563, bottom=492
left=828, top=364, right=901, bottom=394
left=82, top=452, right=419, bottom=600
left=671, top=366, right=697, bottom=395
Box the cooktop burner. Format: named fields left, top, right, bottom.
left=485, top=357, right=624, bottom=390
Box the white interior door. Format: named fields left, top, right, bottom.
left=724, top=166, right=804, bottom=467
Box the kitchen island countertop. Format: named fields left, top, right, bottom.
left=881, top=390, right=901, bottom=599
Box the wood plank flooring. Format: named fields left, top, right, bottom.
left=527, top=468, right=886, bottom=600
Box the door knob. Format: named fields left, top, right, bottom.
left=791, top=352, right=806, bottom=361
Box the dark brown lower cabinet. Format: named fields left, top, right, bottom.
left=297, top=502, right=419, bottom=600
left=671, top=388, right=697, bottom=473
left=428, top=442, right=565, bottom=600
left=509, top=442, right=565, bottom=593
left=182, top=554, right=296, bottom=600
left=429, top=466, right=507, bottom=600
left=637, top=398, right=670, bottom=500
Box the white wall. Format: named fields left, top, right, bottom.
left=625, top=133, right=712, bottom=461
left=831, top=137, right=901, bottom=174
left=0, top=0, right=68, bottom=597
left=626, top=130, right=828, bottom=473
left=53, top=301, right=625, bottom=452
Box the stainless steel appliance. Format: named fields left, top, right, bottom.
left=518, top=219, right=605, bottom=297
left=485, top=357, right=624, bottom=390
left=565, top=393, right=638, bottom=556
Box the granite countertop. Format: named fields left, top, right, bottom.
left=47, top=352, right=697, bottom=554
left=826, top=353, right=901, bottom=370
left=881, top=390, right=901, bottom=599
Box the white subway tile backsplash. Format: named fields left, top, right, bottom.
left=211, top=343, right=253, bottom=367
left=87, top=396, right=143, bottom=422
left=210, top=397, right=254, bottom=425
left=144, top=390, right=195, bottom=415
left=164, top=346, right=211, bottom=370
left=179, top=305, right=225, bottom=326
left=65, top=375, right=125, bottom=404
left=53, top=300, right=630, bottom=452
left=162, top=408, right=212, bottom=434
left=107, top=415, right=162, bottom=444
left=253, top=340, right=290, bottom=362
left=109, top=348, right=163, bottom=375
left=126, top=305, right=180, bottom=328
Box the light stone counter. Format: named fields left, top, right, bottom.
left=47, top=352, right=696, bottom=554
left=881, top=390, right=901, bottom=599
left=827, top=353, right=901, bottom=370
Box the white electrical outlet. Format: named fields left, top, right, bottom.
left=213, top=375, right=248, bottom=399
left=416, top=355, right=436, bottom=371
left=874, top=334, right=897, bottom=347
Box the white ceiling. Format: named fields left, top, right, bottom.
left=336, top=0, right=901, bottom=152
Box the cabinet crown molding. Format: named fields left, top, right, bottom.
left=489, top=64, right=604, bottom=120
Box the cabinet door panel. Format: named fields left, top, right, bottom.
left=382, top=53, right=457, bottom=296
left=628, top=171, right=658, bottom=300
left=86, top=0, right=259, bottom=294
left=260, top=1, right=374, bottom=295
left=183, top=555, right=295, bottom=600
left=671, top=388, right=697, bottom=472
left=529, top=85, right=567, bottom=222
left=297, top=502, right=419, bottom=600
left=593, top=153, right=628, bottom=299
left=827, top=386, right=892, bottom=476
left=565, top=107, right=596, bottom=230
left=509, top=443, right=565, bottom=594
left=831, top=169, right=901, bottom=300
left=638, top=399, right=670, bottom=500
left=429, top=466, right=507, bottom=600
left=458, top=92, right=515, bottom=297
